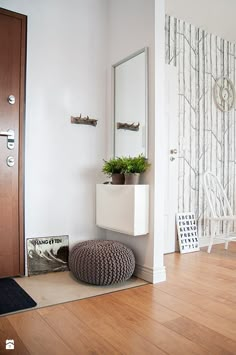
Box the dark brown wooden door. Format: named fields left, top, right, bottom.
left=0, top=8, right=26, bottom=277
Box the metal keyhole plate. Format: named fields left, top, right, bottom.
left=8, top=95, right=16, bottom=105
left=6, top=156, right=14, bottom=167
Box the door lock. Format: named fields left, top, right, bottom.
left=6, top=156, right=15, bottom=167
left=8, top=95, right=16, bottom=105
left=170, top=156, right=175, bottom=161
left=0, top=129, right=15, bottom=149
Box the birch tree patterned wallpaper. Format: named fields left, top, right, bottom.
left=165, top=15, right=236, bottom=237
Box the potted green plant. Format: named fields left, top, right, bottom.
left=102, top=157, right=125, bottom=184
left=123, top=154, right=151, bottom=184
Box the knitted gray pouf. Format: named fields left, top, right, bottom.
left=69, top=240, right=135, bottom=285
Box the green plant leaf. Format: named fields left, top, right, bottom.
left=102, top=154, right=151, bottom=176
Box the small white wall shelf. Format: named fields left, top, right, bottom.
left=96, top=184, right=149, bottom=236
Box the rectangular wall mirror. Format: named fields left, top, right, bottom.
left=113, top=47, right=148, bottom=158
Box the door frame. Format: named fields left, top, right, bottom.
left=164, top=64, right=179, bottom=254
left=0, top=7, right=27, bottom=275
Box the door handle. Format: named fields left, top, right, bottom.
left=170, top=149, right=177, bottom=154
left=0, top=131, right=13, bottom=137
left=0, top=129, right=15, bottom=149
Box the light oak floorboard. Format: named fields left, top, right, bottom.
left=38, top=305, right=121, bottom=355
left=66, top=296, right=209, bottom=355
left=154, top=280, right=236, bottom=323
left=65, top=298, right=166, bottom=355
left=0, top=318, right=30, bottom=355
left=6, top=311, right=75, bottom=355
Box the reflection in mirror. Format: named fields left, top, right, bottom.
left=113, top=48, right=148, bottom=158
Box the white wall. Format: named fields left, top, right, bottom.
left=0, top=0, right=167, bottom=282
left=105, top=0, right=166, bottom=283
left=0, top=0, right=108, bottom=247
left=166, top=0, right=236, bottom=43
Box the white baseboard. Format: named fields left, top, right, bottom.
left=134, top=264, right=166, bottom=284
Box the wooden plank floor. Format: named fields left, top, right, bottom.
left=0, top=243, right=236, bottom=354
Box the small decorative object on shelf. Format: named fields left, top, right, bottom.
left=122, top=154, right=151, bottom=185
left=71, top=114, right=98, bottom=127
left=176, top=212, right=200, bottom=254
left=117, top=122, right=140, bottom=131
left=101, top=154, right=151, bottom=185
left=102, top=157, right=125, bottom=185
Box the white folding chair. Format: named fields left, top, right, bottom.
left=203, top=171, right=236, bottom=253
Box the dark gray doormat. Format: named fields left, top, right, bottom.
left=0, top=278, right=37, bottom=315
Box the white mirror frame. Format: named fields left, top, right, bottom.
left=112, top=47, right=149, bottom=158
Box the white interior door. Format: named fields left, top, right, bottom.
left=164, top=64, right=179, bottom=254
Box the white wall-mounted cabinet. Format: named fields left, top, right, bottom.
left=96, top=184, right=149, bottom=236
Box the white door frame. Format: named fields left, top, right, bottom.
left=164, top=64, right=179, bottom=254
